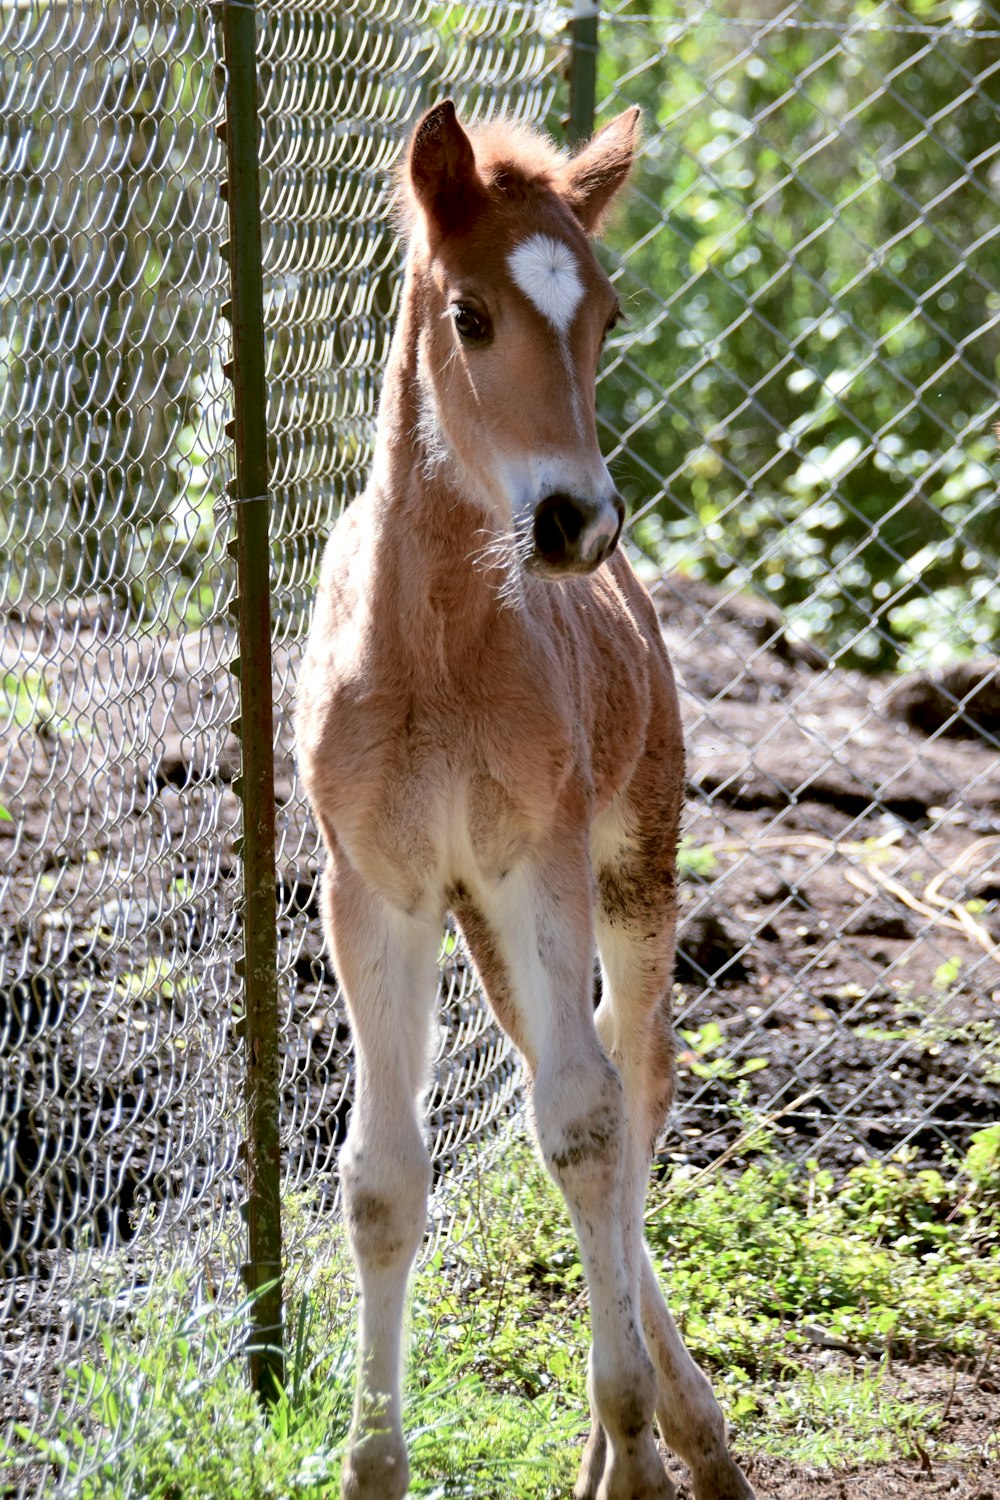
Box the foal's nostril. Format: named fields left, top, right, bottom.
left=533, top=493, right=586, bottom=563
left=586, top=498, right=624, bottom=568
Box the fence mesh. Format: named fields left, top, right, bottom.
left=596, top=1, right=1000, bottom=1175
left=0, top=3, right=244, bottom=1490
left=2, top=0, right=999, bottom=1492
left=0, top=3, right=560, bottom=1492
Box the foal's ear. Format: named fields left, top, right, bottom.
left=408, top=99, right=483, bottom=234
left=559, top=107, right=641, bottom=234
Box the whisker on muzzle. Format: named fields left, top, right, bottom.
left=467, top=521, right=528, bottom=612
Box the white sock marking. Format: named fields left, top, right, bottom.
left=507, top=234, right=584, bottom=335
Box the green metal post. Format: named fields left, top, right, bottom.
left=219, top=0, right=285, bottom=1405
left=567, top=0, right=599, bottom=145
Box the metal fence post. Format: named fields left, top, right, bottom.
left=566, top=0, right=599, bottom=144
left=219, top=0, right=285, bottom=1404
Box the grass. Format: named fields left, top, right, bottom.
left=1, top=667, right=83, bottom=739
left=7, top=1121, right=999, bottom=1498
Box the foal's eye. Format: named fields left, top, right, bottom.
left=452, top=302, right=492, bottom=346
left=602, top=303, right=624, bottom=343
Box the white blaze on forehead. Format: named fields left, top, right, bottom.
left=507, top=233, right=584, bottom=335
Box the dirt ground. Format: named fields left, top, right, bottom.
left=649, top=575, right=1000, bottom=1178
left=721, top=1354, right=1000, bottom=1499
left=647, top=578, right=1000, bottom=1496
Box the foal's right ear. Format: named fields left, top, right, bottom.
left=408, top=100, right=483, bottom=234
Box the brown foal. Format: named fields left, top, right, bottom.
left=296, top=101, right=756, bottom=1500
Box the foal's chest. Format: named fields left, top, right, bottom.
left=300, top=651, right=576, bottom=909
left=297, top=520, right=654, bottom=913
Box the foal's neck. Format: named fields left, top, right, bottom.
left=369, top=281, right=510, bottom=643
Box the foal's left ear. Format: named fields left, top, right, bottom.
left=558, top=106, right=641, bottom=234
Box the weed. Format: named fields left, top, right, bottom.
left=857, top=993, right=1000, bottom=1088
left=5, top=1126, right=998, bottom=1496
left=965, top=1123, right=1000, bottom=1200
left=677, top=1020, right=768, bottom=1082
left=10, top=1278, right=350, bottom=1500
left=934, top=956, right=963, bottom=992
left=677, top=837, right=718, bottom=880
left=761, top=1367, right=941, bottom=1466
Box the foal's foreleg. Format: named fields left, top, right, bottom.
left=321, top=858, right=438, bottom=1500
left=482, top=849, right=673, bottom=1500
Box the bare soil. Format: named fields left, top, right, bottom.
left=652, top=574, right=1000, bottom=1177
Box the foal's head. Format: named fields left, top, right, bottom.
left=398, top=101, right=639, bottom=580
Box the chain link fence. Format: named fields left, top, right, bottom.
left=1, top=3, right=561, bottom=1492
left=1, top=4, right=244, bottom=1491
left=1, top=0, right=999, bottom=1493
left=596, top=0, right=1000, bottom=1174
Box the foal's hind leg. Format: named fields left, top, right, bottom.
left=639, top=1256, right=755, bottom=1500
left=320, top=852, right=438, bottom=1500
left=584, top=791, right=756, bottom=1500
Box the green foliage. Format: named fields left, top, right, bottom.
left=858, top=997, right=1000, bottom=1090
left=654, top=1145, right=1000, bottom=1372
left=1, top=670, right=55, bottom=730
left=764, top=1367, right=940, bottom=1466
left=964, top=1122, right=1000, bottom=1199
left=1, top=669, right=84, bottom=738
left=8, top=1127, right=997, bottom=1496
left=599, top=0, right=1000, bottom=670
left=10, top=1282, right=348, bottom=1500
left=934, top=955, right=964, bottom=992
left=677, top=1020, right=768, bottom=1081
left=676, top=836, right=718, bottom=879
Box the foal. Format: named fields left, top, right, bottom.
left=296, top=102, right=755, bottom=1500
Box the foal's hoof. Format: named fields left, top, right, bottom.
left=340, top=1444, right=410, bottom=1500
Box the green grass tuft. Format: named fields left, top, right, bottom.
left=6, top=1122, right=997, bottom=1496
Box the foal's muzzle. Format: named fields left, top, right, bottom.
left=530, top=492, right=625, bottom=576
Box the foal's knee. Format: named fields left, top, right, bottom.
left=534, top=1050, right=625, bottom=1194
left=340, top=1140, right=431, bottom=1270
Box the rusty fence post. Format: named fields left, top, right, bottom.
left=219, top=0, right=285, bottom=1404
left=566, top=0, right=599, bottom=145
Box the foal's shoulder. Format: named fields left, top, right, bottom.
left=314, top=493, right=379, bottom=608
left=320, top=491, right=367, bottom=570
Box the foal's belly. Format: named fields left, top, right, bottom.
left=339, top=758, right=550, bottom=916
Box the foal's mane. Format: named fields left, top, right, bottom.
left=464, top=115, right=568, bottom=188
